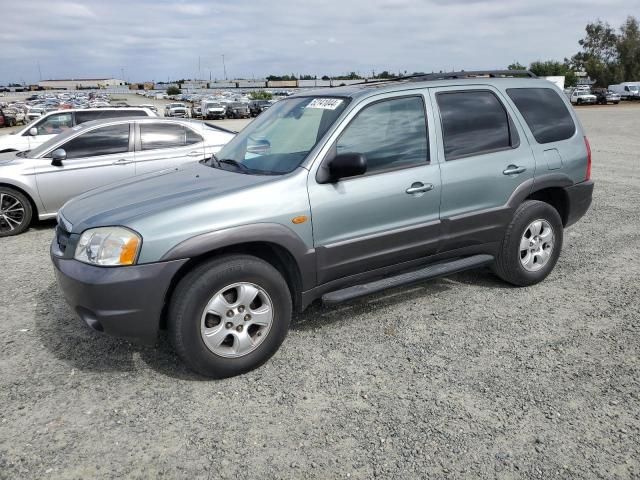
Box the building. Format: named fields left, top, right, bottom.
left=37, top=78, right=126, bottom=90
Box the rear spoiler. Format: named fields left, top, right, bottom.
left=204, top=122, right=238, bottom=135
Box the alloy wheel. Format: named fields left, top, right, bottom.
left=0, top=193, right=26, bottom=234
left=200, top=282, right=274, bottom=358
left=519, top=219, right=554, bottom=272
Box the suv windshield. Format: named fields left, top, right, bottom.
left=209, top=96, right=349, bottom=175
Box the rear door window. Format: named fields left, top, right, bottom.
left=506, top=88, right=576, bottom=144
left=437, top=91, right=517, bottom=160
left=140, top=123, right=187, bottom=150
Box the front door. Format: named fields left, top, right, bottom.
left=34, top=123, right=135, bottom=213
left=429, top=86, right=535, bottom=251
left=307, top=94, right=442, bottom=285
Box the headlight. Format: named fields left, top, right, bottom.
left=74, top=227, right=141, bottom=266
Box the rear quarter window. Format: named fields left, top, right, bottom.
left=506, top=88, right=576, bottom=144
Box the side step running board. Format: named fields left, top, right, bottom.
left=322, top=254, right=494, bottom=305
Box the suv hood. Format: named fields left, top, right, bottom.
left=61, top=163, right=277, bottom=233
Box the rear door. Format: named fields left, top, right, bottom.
left=134, top=122, right=205, bottom=175
left=34, top=123, right=135, bottom=212
left=429, top=86, right=535, bottom=250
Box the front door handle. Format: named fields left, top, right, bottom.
left=406, top=182, right=434, bottom=194
left=112, top=158, right=133, bottom=165
left=187, top=151, right=202, bottom=157
left=503, top=165, right=526, bottom=175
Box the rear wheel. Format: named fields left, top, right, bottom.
left=0, top=187, right=32, bottom=237
left=493, top=200, right=563, bottom=286
left=168, top=254, right=292, bottom=378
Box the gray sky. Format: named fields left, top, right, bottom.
left=0, top=0, right=634, bottom=84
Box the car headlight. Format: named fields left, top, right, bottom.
left=74, top=227, right=142, bottom=266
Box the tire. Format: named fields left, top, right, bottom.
left=168, top=254, right=292, bottom=378
left=492, top=200, right=563, bottom=287
left=0, top=187, right=32, bottom=237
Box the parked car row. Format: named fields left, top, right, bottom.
left=0, top=91, right=123, bottom=128
left=564, top=86, right=621, bottom=105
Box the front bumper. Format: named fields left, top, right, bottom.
left=51, top=241, right=187, bottom=343
left=564, top=180, right=594, bottom=227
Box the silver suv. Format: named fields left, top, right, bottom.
left=51, top=71, right=594, bottom=378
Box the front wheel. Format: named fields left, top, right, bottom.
left=492, top=200, right=563, bottom=286
left=168, top=254, right=292, bottom=378
left=0, top=187, right=32, bottom=237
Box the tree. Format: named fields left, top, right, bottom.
left=166, top=85, right=181, bottom=95
left=508, top=62, right=527, bottom=70
left=570, top=20, right=621, bottom=87
left=249, top=90, right=273, bottom=100
left=321, top=75, right=330, bottom=81
left=266, top=74, right=297, bottom=81
left=373, top=70, right=397, bottom=79
left=617, top=16, right=640, bottom=81
left=529, top=60, right=578, bottom=87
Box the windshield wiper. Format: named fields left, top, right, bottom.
left=218, top=158, right=251, bottom=173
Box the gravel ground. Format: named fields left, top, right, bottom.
left=0, top=104, right=639, bottom=480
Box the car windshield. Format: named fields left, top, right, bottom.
left=206, top=96, right=349, bottom=175
left=628, top=86, right=639, bottom=92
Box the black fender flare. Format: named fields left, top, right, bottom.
left=161, top=223, right=316, bottom=291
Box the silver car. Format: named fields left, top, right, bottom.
left=0, top=117, right=234, bottom=236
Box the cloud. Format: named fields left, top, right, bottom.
left=0, top=0, right=634, bottom=84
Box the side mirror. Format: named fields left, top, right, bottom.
left=29, top=127, right=38, bottom=136
left=50, top=148, right=66, bottom=167
left=326, top=152, right=367, bottom=182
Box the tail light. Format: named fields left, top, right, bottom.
left=584, top=136, right=592, bottom=181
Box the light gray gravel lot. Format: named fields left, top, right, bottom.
left=0, top=104, right=639, bottom=480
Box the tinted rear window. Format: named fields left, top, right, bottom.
left=437, top=91, right=514, bottom=160
left=506, top=88, right=576, bottom=144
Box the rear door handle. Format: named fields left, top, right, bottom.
left=112, top=158, right=133, bottom=165
left=503, top=165, right=526, bottom=175
left=406, top=182, right=434, bottom=194
left=187, top=151, right=202, bottom=157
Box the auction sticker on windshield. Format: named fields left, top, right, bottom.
left=306, top=98, right=344, bottom=110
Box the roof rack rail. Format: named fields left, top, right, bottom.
left=358, top=70, right=538, bottom=85
left=408, top=70, right=538, bottom=81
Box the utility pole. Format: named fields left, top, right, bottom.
left=198, top=56, right=201, bottom=80
left=37, top=61, right=42, bottom=81
left=222, top=54, right=227, bottom=80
